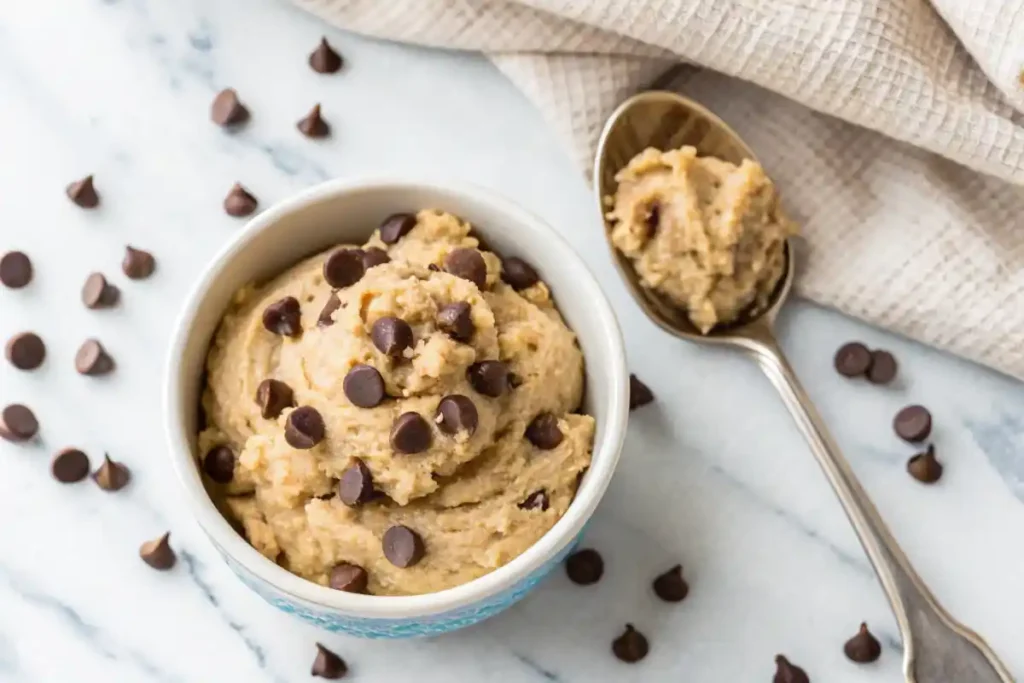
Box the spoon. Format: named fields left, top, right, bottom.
left=594, top=90, right=1015, bottom=682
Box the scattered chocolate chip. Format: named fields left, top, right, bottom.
left=834, top=342, right=871, bottom=378
left=444, top=248, right=487, bottom=289
left=262, top=296, right=302, bottom=337
left=311, top=643, right=347, bottom=679
left=51, top=448, right=90, bottom=483
left=893, top=404, right=931, bottom=443
left=338, top=458, right=374, bottom=506
left=122, top=246, right=156, bottom=280
left=66, top=175, right=99, bottom=208
left=437, top=302, right=474, bottom=342
left=612, top=624, right=649, bottom=663
left=652, top=564, right=689, bottom=602
left=843, top=622, right=882, bottom=663
left=371, top=317, right=414, bottom=358
left=309, top=37, right=344, bottom=74
left=644, top=203, right=660, bottom=236
left=256, top=379, right=295, bottom=419
left=210, top=88, right=248, bottom=126
left=362, top=247, right=390, bottom=269
left=500, top=257, right=539, bottom=290
left=526, top=412, right=563, bottom=450
left=866, top=349, right=898, bottom=384
left=435, top=395, right=478, bottom=436
left=224, top=183, right=258, bottom=217
left=907, top=444, right=942, bottom=484
left=467, top=360, right=508, bottom=397
left=323, top=248, right=365, bottom=288
left=297, top=104, right=330, bottom=138
left=329, top=562, right=367, bottom=593
left=81, top=272, right=120, bottom=308
left=629, top=374, right=654, bottom=410
left=565, top=548, right=603, bottom=585
left=139, top=532, right=176, bottom=570
left=343, top=364, right=385, bottom=408
left=390, top=412, right=432, bottom=454
left=519, top=490, right=549, bottom=511
left=285, top=406, right=326, bottom=449
left=379, top=213, right=416, bottom=244
left=202, top=445, right=235, bottom=483
left=773, top=655, right=809, bottom=683
left=0, top=404, right=38, bottom=442
left=318, top=293, right=341, bottom=327
left=75, top=339, right=114, bottom=375
left=382, top=525, right=425, bottom=568
left=6, top=332, right=45, bottom=370
left=93, top=454, right=131, bottom=492
left=0, top=251, right=32, bottom=289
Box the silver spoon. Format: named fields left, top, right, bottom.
left=594, top=90, right=1015, bottom=682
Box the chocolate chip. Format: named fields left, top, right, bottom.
left=323, top=248, right=365, bottom=288
left=81, top=272, right=120, bottom=308
left=612, top=625, right=649, bottom=663
left=343, top=364, right=385, bottom=408
left=51, top=448, right=90, bottom=483
left=629, top=374, right=654, bottom=410
left=362, top=247, right=390, bottom=269
left=309, top=37, right=343, bottom=74
left=338, top=458, right=374, bottom=506
left=139, top=532, right=176, bottom=570
left=907, top=444, right=942, bottom=484
left=224, top=183, right=257, bottom=217
left=437, top=302, right=474, bottom=342
left=371, top=317, right=414, bottom=358
left=262, top=296, right=302, bottom=337
left=519, top=490, right=549, bottom=511
left=0, top=404, right=38, bottom=442
left=435, top=395, right=478, bottom=436
left=0, top=251, right=32, bottom=289
left=66, top=175, right=99, bottom=208
left=467, top=360, right=508, bottom=397
left=318, top=293, right=342, bottom=327
left=379, top=213, right=416, bottom=244
left=427, top=263, right=440, bottom=272
left=202, top=445, right=235, bottom=483
left=93, top=454, right=131, bottom=492
left=382, top=525, right=425, bottom=568
left=526, top=413, right=563, bottom=450
left=652, top=564, right=689, bottom=602
left=843, top=622, right=882, bottom=663
left=329, top=562, right=367, bottom=593
left=500, top=256, right=540, bottom=290
left=6, top=332, right=45, bottom=370
left=444, top=248, right=487, bottom=289
left=311, top=643, right=347, bottom=679
left=645, top=202, right=660, bottom=236
left=297, top=104, right=330, bottom=138
left=866, top=349, right=898, bottom=384
left=773, top=655, right=809, bottom=683
left=256, top=379, right=295, bottom=419
left=390, top=412, right=432, bottom=454
left=211, top=88, right=248, bottom=126
left=122, top=246, right=156, bottom=280
left=893, top=404, right=931, bottom=442
left=75, top=339, right=114, bottom=375
left=834, top=342, right=871, bottom=378
left=285, top=406, right=326, bottom=449
left=565, top=548, right=603, bottom=585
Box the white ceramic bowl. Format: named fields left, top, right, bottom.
left=164, top=177, right=628, bottom=637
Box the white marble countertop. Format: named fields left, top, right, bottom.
left=2, top=1, right=1023, bottom=681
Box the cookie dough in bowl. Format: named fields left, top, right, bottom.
left=607, top=146, right=797, bottom=332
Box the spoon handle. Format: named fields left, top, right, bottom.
left=743, top=331, right=1014, bottom=682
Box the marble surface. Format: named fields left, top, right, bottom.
left=2, top=0, right=1023, bottom=681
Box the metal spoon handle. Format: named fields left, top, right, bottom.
left=743, top=329, right=1014, bottom=682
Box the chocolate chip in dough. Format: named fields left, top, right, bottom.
left=329, top=562, right=367, bottom=594
left=210, top=88, right=248, bottom=126
left=866, top=349, right=898, bottom=384
left=323, top=248, right=365, bottom=288
left=382, top=525, right=425, bottom=568
left=379, top=213, right=416, bottom=244
left=893, top=404, right=931, bottom=443
left=444, top=248, right=487, bottom=289
left=833, top=342, right=871, bottom=378
left=518, top=490, right=549, bottom=511
left=467, top=360, right=508, bottom=397
left=122, top=246, right=156, bottom=280
left=66, top=175, right=99, bottom=208
left=435, top=395, right=478, bottom=436
left=139, top=532, right=176, bottom=570
left=907, top=444, right=942, bottom=484
left=256, top=379, right=295, bottom=419
left=224, top=183, right=258, bottom=217
left=202, top=445, right=235, bottom=484
left=262, top=296, right=302, bottom=337
left=526, top=412, right=563, bottom=450
left=629, top=374, right=654, bottom=411
left=437, top=302, right=474, bottom=342
left=93, top=454, right=131, bottom=492
left=6, top=332, right=45, bottom=370
left=644, top=202, right=660, bottom=237
left=843, top=622, right=882, bottom=663
left=0, top=251, right=32, bottom=289
left=612, top=625, right=649, bottom=663
left=565, top=548, right=603, bottom=585
left=81, top=272, right=120, bottom=308
left=0, top=404, right=38, bottom=442
left=500, top=257, right=539, bottom=290
left=361, top=247, right=390, bottom=269
left=285, top=406, right=326, bottom=449
left=371, top=316, right=413, bottom=358
left=652, top=564, right=689, bottom=602
left=51, top=448, right=90, bottom=483
left=343, top=364, right=385, bottom=408
left=390, top=412, right=432, bottom=454
left=297, top=104, right=330, bottom=138
left=338, top=458, right=374, bottom=506
left=75, top=339, right=114, bottom=375
left=773, top=655, right=810, bottom=683
left=311, top=643, right=347, bottom=679
left=318, top=293, right=342, bottom=327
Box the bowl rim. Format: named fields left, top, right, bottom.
left=163, top=175, right=628, bottom=619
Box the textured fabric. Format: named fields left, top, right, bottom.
left=293, top=0, right=1024, bottom=380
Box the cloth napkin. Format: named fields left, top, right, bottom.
left=293, top=0, right=1024, bottom=380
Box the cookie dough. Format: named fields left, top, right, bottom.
left=608, top=146, right=796, bottom=332
left=199, top=209, right=594, bottom=596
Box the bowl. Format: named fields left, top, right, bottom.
left=163, top=177, right=629, bottom=638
